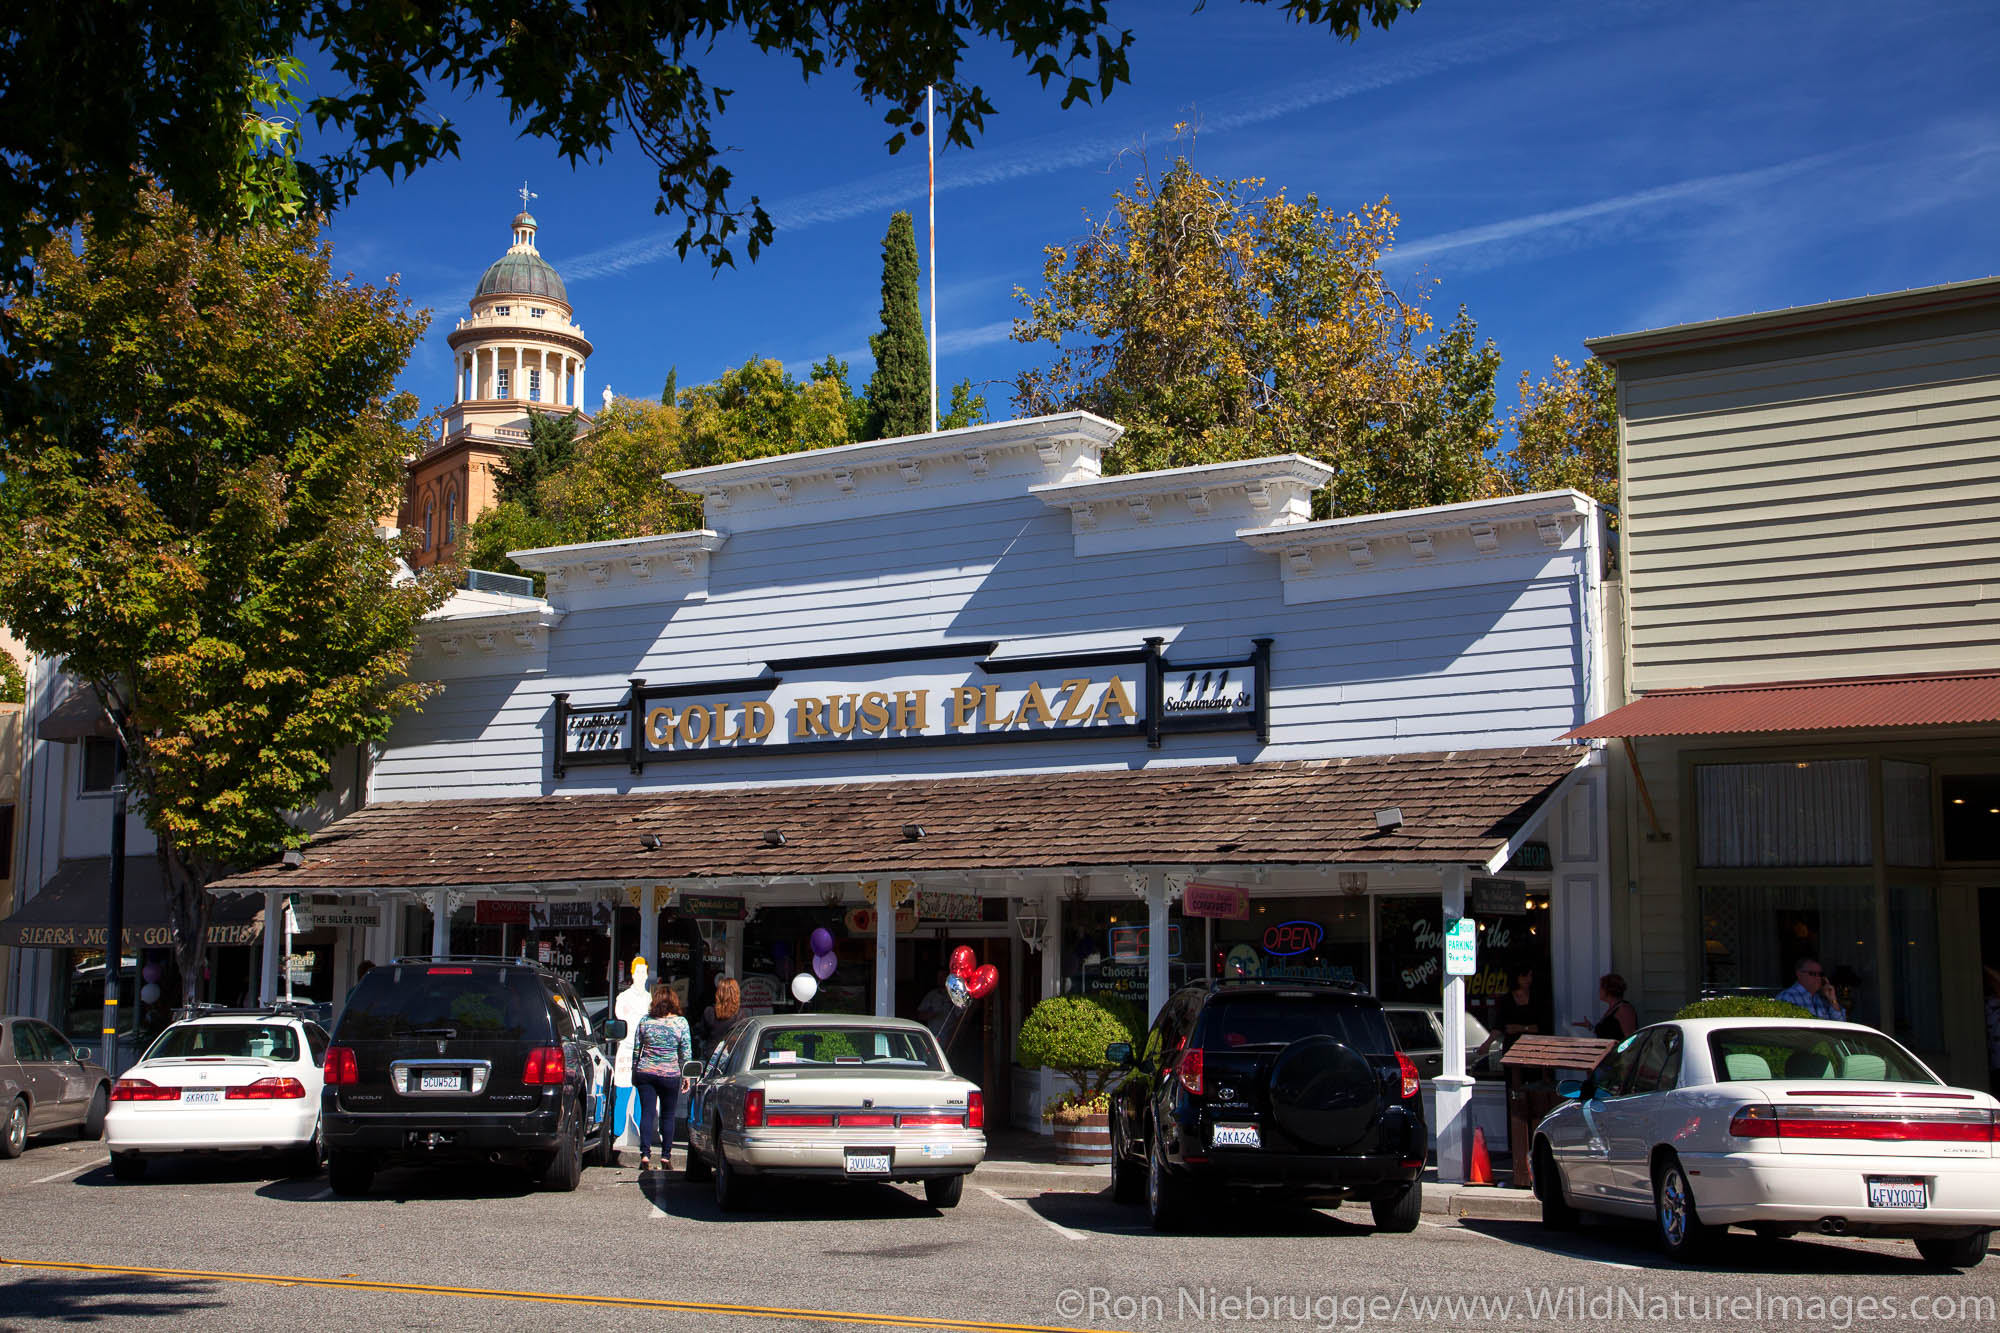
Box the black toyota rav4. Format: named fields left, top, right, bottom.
left=1107, top=979, right=1426, bottom=1232
left=322, top=957, right=621, bottom=1196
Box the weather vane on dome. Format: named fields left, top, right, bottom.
left=519, top=181, right=537, bottom=212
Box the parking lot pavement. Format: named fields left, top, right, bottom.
left=2, top=1140, right=1996, bottom=1333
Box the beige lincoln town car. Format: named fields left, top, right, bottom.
left=684, top=1014, right=986, bottom=1211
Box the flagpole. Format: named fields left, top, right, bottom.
left=927, top=85, right=938, bottom=434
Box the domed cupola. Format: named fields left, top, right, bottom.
left=474, top=211, right=569, bottom=306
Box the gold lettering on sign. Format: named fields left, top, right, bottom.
left=713, top=705, right=739, bottom=743
left=1056, top=678, right=1094, bottom=723
left=858, top=690, right=892, bottom=734
left=677, top=706, right=712, bottom=746
left=744, top=701, right=775, bottom=741
left=1093, top=675, right=1137, bottom=723
left=826, top=694, right=860, bottom=737
left=795, top=697, right=828, bottom=737
left=1016, top=680, right=1056, bottom=726
left=949, top=686, right=981, bottom=730
left=646, top=706, right=676, bottom=746
left=983, top=683, right=1018, bottom=728
left=894, top=689, right=929, bottom=731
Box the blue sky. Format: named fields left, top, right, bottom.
left=324, top=0, right=1999, bottom=429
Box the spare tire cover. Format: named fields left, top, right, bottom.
left=1266, top=1036, right=1381, bottom=1152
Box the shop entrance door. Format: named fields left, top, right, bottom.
left=913, top=935, right=1012, bottom=1118
left=1979, top=887, right=2000, bottom=1096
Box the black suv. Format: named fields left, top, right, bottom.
left=1107, top=979, right=1426, bottom=1232
left=322, top=957, right=621, bottom=1196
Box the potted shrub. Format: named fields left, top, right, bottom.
left=1018, top=997, right=1132, bottom=1163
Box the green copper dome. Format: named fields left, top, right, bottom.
left=475, top=251, right=568, bottom=305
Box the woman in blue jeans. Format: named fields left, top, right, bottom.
left=631, top=984, right=692, bottom=1172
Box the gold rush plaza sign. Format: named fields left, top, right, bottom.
left=552, top=638, right=1270, bottom=776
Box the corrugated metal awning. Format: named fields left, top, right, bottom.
left=1563, top=669, right=2000, bottom=740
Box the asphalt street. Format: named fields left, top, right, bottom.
left=1, top=1135, right=1995, bottom=1333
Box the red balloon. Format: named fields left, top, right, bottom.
left=965, top=964, right=999, bottom=999
left=949, top=946, right=977, bottom=979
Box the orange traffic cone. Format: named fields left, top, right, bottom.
left=1468, top=1127, right=1494, bottom=1185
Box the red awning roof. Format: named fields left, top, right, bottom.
left=1564, top=670, right=2000, bottom=740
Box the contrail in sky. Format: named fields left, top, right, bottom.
left=558, top=8, right=1622, bottom=282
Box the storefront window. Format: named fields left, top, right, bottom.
left=1698, top=882, right=1879, bottom=1026
left=1219, top=895, right=1368, bottom=989
left=1888, top=883, right=1942, bottom=1053
left=57, top=947, right=180, bottom=1049
left=1696, top=760, right=1870, bottom=868
left=1941, top=774, right=2000, bottom=861
left=1060, top=900, right=1193, bottom=1034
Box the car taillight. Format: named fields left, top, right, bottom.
left=966, top=1092, right=984, bottom=1130
left=323, top=1047, right=358, bottom=1086
left=744, top=1089, right=764, bottom=1127
left=522, top=1046, right=566, bottom=1085
left=110, top=1079, right=178, bottom=1102
left=837, top=1113, right=895, bottom=1128
left=1396, top=1052, right=1421, bottom=1100
left=766, top=1112, right=835, bottom=1127
left=1178, top=1048, right=1204, bottom=1096
left=227, top=1077, right=307, bottom=1100
left=900, top=1114, right=961, bottom=1127
left=1729, top=1105, right=1779, bottom=1138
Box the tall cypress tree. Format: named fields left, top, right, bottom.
left=864, top=211, right=931, bottom=440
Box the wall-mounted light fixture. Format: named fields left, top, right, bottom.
left=763, top=829, right=787, bottom=847
left=1373, top=807, right=1404, bottom=833
left=1015, top=905, right=1049, bottom=952
left=638, top=832, right=662, bottom=851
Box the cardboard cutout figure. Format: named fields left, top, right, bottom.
left=612, top=958, right=650, bottom=1149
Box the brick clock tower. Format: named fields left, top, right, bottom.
left=403, top=193, right=593, bottom=570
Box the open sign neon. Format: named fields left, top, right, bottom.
left=1262, top=920, right=1323, bottom=956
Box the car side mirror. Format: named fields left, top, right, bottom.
left=599, top=1019, right=628, bottom=1042
left=1105, top=1042, right=1133, bottom=1067
left=73, top=1046, right=94, bottom=1065
left=681, top=1059, right=705, bottom=1081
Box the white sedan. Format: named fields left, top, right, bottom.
left=1532, top=1018, right=1998, bottom=1269
left=106, top=1010, right=328, bottom=1180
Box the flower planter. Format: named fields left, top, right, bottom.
left=1051, top=1111, right=1112, bottom=1165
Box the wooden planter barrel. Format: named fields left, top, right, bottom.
left=1052, top=1112, right=1112, bottom=1165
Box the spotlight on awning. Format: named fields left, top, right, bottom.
left=638, top=832, right=662, bottom=851
left=762, top=829, right=787, bottom=847
left=902, top=823, right=925, bottom=841
left=1373, top=807, right=1404, bottom=833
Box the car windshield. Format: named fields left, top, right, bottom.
left=1706, top=1027, right=1938, bottom=1084
left=145, top=1024, right=300, bottom=1062
left=1201, top=994, right=1394, bottom=1053
left=750, top=1026, right=941, bottom=1070
left=337, top=966, right=544, bottom=1042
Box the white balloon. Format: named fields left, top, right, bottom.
left=139, top=982, right=162, bottom=1004
left=790, top=972, right=818, bottom=1004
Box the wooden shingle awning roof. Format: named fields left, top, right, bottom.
left=217, top=748, right=1587, bottom=895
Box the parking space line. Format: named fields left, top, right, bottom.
left=29, top=1157, right=107, bottom=1185
left=976, top=1186, right=1086, bottom=1241
left=0, top=1256, right=1129, bottom=1333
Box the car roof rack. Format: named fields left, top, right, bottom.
left=170, top=1001, right=326, bottom=1021
left=1210, top=975, right=1369, bottom=994
left=392, top=954, right=543, bottom=967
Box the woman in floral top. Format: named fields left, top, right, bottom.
left=631, top=984, right=693, bottom=1172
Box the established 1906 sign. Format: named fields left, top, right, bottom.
left=552, top=637, right=1271, bottom=778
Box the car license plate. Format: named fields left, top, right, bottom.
left=419, top=1073, right=463, bottom=1092
left=1866, top=1177, right=1927, bottom=1209
left=1213, top=1123, right=1261, bottom=1149
left=844, top=1152, right=892, bottom=1175
left=183, top=1088, right=221, bottom=1105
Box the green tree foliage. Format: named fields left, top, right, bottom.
left=1016, top=996, right=1134, bottom=1101
left=1013, top=158, right=1500, bottom=514
left=680, top=358, right=858, bottom=468
left=0, top=2, right=1420, bottom=284
left=661, top=366, right=678, bottom=407
left=0, top=652, right=24, bottom=706
left=494, top=408, right=583, bottom=509
left=940, top=380, right=989, bottom=432
left=0, top=191, right=454, bottom=987
left=865, top=212, right=931, bottom=440
left=1502, top=355, right=1620, bottom=510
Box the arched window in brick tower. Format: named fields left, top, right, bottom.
left=445, top=488, right=460, bottom=544
left=423, top=497, right=436, bottom=551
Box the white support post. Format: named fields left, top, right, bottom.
left=638, top=885, right=659, bottom=976
left=260, top=890, right=284, bottom=1005
left=1436, top=863, right=1472, bottom=1184
left=725, top=918, right=744, bottom=980
left=875, top=880, right=897, bottom=1017
left=1146, top=871, right=1170, bottom=1025
left=1040, top=885, right=1062, bottom=1004
left=430, top=887, right=451, bottom=957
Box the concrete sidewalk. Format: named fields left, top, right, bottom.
left=974, top=1129, right=1539, bottom=1220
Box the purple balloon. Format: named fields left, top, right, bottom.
left=809, top=927, right=835, bottom=957
left=811, top=950, right=837, bottom=981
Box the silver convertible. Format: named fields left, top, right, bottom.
left=684, top=1015, right=986, bottom=1212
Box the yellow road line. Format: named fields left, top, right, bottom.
left=0, top=1256, right=1125, bottom=1333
